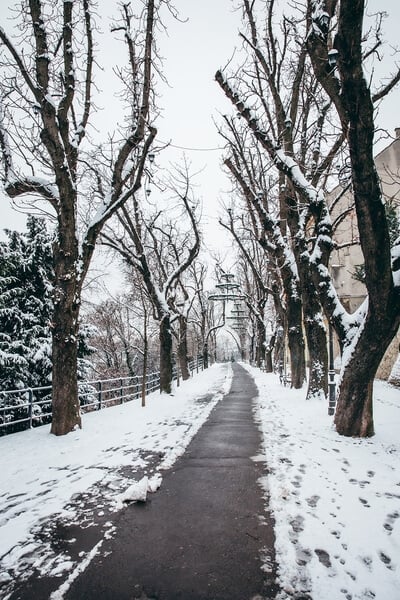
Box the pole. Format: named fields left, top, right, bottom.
left=328, top=321, right=336, bottom=415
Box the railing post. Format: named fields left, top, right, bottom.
left=97, top=380, right=102, bottom=411
left=28, top=388, right=33, bottom=429
left=120, top=378, right=123, bottom=404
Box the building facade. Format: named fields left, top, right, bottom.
left=328, top=129, right=400, bottom=379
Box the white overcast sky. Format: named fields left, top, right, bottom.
left=0, top=0, right=399, bottom=266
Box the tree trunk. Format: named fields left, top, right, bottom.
left=303, top=313, right=328, bottom=400
left=50, top=247, right=81, bottom=435
left=300, top=273, right=328, bottom=400
left=178, top=315, right=190, bottom=381
left=159, top=314, right=173, bottom=394
left=255, top=318, right=266, bottom=368
left=142, top=313, right=148, bottom=407
left=203, top=342, right=209, bottom=369
left=286, top=296, right=306, bottom=389
left=335, top=308, right=400, bottom=436
left=264, top=333, right=275, bottom=372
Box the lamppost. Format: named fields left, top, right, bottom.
left=328, top=320, right=336, bottom=415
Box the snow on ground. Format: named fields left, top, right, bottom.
left=0, top=362, right=233, bottom=598
left=244, top=364, right=400, bottom=600
left=1, top=361, right=400, bottom=600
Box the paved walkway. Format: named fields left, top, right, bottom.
left=65, top=363, right=279, bottom=600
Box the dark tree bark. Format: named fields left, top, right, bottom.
left=255, top=318, right=267, bottom=369
left=159, top=314, right=173, bottom=394
left=297, top=254, right=328, bottom=398
left=202, top=342, right=209, bottom=369
left=177, top=314, right=190, bottom=381
left=0, top=0, right=158, bottom=435
left=264, top=332, right=275, bottom=372
left=286, top=301, right=306, bottom=389
left=306, top=0, right=400, bottom=435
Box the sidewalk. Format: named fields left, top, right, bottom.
left=6, top=363, right=280, bottom=600
left=63, top=363, right=279, bottom=600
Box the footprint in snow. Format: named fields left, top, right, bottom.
left=290, top=515, right=304, bottom=534
left=314, top=548, right=332, bottom=568
left=279, top=457, right=293, bottom=466
left=331, top=530, right=341, bottom=539
left=341, top=458, right=350, bottom=473
left=345, top=569, right=356, bottom=581
left=383, top=510, right=400, bottom=534
left=291, top=475, right=302, bottom=488
left=296, top=546, right=312, bottom=566
left=360, top=555, right=373, bottom=571
left=306, top=495, right=320, bottom=508
left=349, top=477, right=370, bottom=489
left=359, top=497, right=370, bottom=508
left=378, top=551, right=394, bottom=569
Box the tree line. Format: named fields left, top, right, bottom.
left=215, top=0, right=400, bottom=437
left=0, top=0, right=399, bottom=438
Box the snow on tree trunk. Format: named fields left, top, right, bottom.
left=388, top=353, right=400, bottom=387
left=335, top=308, right=400, bottom=437
left=301, top=287, right=328, bottom=400
left=304, top=315, right=328, bottom=400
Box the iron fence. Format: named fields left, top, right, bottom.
left=0, top=356, right=204, bottom=437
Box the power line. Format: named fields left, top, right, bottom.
left=158, top=140, right=224, bottom=152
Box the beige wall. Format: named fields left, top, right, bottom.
left=327, top=131, right=400, bottom=377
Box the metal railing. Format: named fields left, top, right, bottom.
left=0, top=356, right=204, bottom=437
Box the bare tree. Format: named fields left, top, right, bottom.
left=219, top=123, right=306, bottom=388
left=217, top=0, right=340, bottom=398
left=305, top=0, right=400, bottom=436
left=102, top=160, right=201, bottom=393
left=220, top=208, right=274, bottom=370
left=185, top=261, right=221, bottom=369
left=216, top=0, right=400, bottom=435
left=0, top=1, right=159, bottom=434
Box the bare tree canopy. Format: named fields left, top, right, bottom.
left=0, top=0, right=160, bottom=434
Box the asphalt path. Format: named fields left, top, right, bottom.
left=64, top=362, right=279, bottom=600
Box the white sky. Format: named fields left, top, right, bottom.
left=0, top=0, right=399, bottom=269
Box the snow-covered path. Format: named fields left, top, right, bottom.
left=0, top=363, right=233, bottom=599
left=246, top=364, right=400, bottom=600
left=1, top=362, right=399, bottom=600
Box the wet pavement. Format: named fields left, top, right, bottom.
left=10, top=363, right=280, bottom=600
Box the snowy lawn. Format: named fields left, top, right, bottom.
left=244, top=364, right=400, bottom=600
left=1, top=361, right=399, bottom=600
left=0, top=362, right=233, bottom=598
